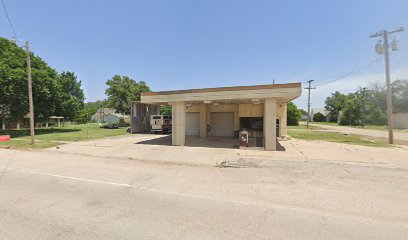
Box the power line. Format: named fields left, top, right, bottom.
left=315, top=57, right=383, bottom=87
left=1, top=0, right=17, bottom=38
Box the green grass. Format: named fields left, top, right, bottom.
left=0, top=124, right=128, bottom=149
left=288, top=125, right=389, bottom=147
left=304, top=121, right=407, bottom=132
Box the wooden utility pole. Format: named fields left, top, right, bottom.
left=304, top=80, right=315, bottom=128
left=370, top=27, right=404, bottom=144
left=25, top=41, right=35, bottom=144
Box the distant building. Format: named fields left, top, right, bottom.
left=300, top=113, right=308, bottom=121
left=1, top=114, right=64, bottom=130
left=393, top=113, right=408, bottom=129
left=311, top=108, right=331, bottom=122
left=91, top=108, right=129, bottom=123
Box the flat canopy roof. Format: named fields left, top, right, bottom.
left=142, top=83, right=300, bottom=96
left=141, top=82, right=302, bottom=104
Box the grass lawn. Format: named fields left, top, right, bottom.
left=305, top=121, right=408, bottom=132
left=0, top=124, right=128, bottom=149
left=288, top=125, right=389, bottom=147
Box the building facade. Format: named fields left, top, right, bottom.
left=141, top=83, right=302, bottom=151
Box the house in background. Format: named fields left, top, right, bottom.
left=311, top=108, right=331, bottom=122
left=91, top=108, right=130, bottom=123
left=393, top=113, right=408, bottom=129
left=300, top=112, right=308, bottom=121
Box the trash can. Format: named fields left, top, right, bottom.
left=239, top=130, right=249, bottom=147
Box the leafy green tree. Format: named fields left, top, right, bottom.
left=325, top=91, right=347, bottom=122
left=339, top=89, right=386, bottom=126
left=160, top=105, right=172, bottom=115
left=105, top=75, right=151, bottom=115
left=0, top=37, right=28, bottom=121
left=31, top=54, right=61, bottom=122
left=324, top=80, right=408, bottom=127
left=339, top=93, right=358, bottom=126
left=75, top=100, right=110, bottom=123
left=0, top=37, right=86, bottom=125
left=287, top=102, right=301, bottom=126
left=55, top=71, right=85, bottom=120
left=299, top=109, right=307, bottom=115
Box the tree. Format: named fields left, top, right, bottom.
left=0, top=37, right=59, bottom=122
left=0, top=37, right=86, bottom=125
left=105, top=75, right=151, bottom=115
left=160, top=105, right=172, bottom=115
left=338, top=89, right=386, bottom=126
left=0, top=37, right=29, bottom=122
left=287, top=102, right=301, bottom=126
left=55, top=71, right=85, bottom=120
left=325, top=91, right=347, bottom=122
left=313, top=112, right=326, bottom=122
left=299, top=109, right=307, bottom=115
left=324, top=80, right=408, bottom=127
left=75, top=100, right=110, bottom=123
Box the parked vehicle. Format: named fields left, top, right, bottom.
left=150, top=115, right=172, bottom=134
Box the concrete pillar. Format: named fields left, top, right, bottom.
left=264, top=98, right=277, bottom=151
left=279, top=102, right=287, bottom=138
left=172, top=102, right=186, bottom=146
left=233, top=104, right=239, bottom=131
left=206, top=105, right=211, bottom=137
left=16, top=121, right=20, bottom=130
left=1, top=118, right=5, bottom=130
left=199, top=104, right=207, bottom=137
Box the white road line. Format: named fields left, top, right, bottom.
left=6, top=167, right=136, bottom=188
left=5, top=167, right=260, bottom=207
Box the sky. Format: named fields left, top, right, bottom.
left=1, top=0, right=407, bottom=110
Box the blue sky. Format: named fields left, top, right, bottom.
left=1, top=0, right=407, bottom=110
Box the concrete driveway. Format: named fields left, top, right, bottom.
left=1, top=135, right=408, bottom=239
left=47, top=134, right=408, bottom=169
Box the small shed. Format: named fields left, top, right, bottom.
left=48, top=116, right=64, bottom=127
left=393, top=113, right=408, bottom=129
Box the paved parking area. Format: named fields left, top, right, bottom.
left=47, top=133, right=408, bottom=169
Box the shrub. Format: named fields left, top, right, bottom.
left=287, top=102, right=301, bottom=126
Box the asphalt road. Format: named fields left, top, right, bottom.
left=0, top=149, right=407, bottom=240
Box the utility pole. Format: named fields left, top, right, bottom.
left=304, top=80, right=315, bottom=128
left=370, top=27, right=404, bottom=144
left=25, top=41, right=35, bottom=144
